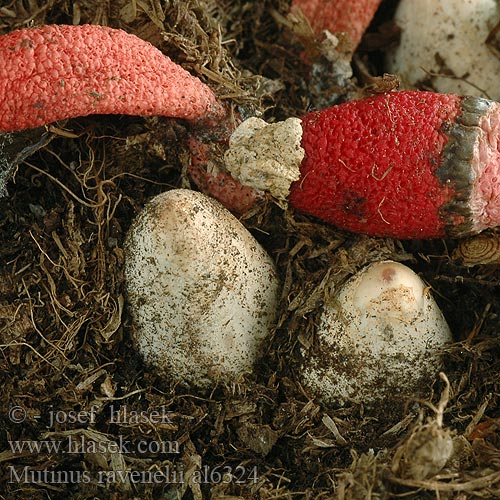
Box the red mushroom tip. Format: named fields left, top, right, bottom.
left=290, top=91, right=500, bottom=239
left=0, top=24, right=225, bottom=132
left=291, top=0, right=383, bottom=49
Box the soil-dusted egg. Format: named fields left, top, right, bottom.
left=125, top=189, right=280, bottom=388
left=386, top=0, right=500, bottom=100
left=301, top=261, right=453, bottom=406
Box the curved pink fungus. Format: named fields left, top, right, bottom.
left=0, top=24, right=225, bottom=132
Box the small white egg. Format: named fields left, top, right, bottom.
left=300, top=261, right=453, bottom=406
left=125, top=189, right=280, bottom=388
left=387, top=0, right=500, bottom=100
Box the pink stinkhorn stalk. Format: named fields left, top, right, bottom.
left=291, top=0, right=383, bottom=49
left=0, top=24, right=226, bottom=132
left=187, top=137, right=262, bottom=215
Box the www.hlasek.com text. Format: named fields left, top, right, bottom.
left=9, top=435, right=180, bottom=455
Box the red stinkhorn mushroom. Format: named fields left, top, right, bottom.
left=222, top=91, right=500, bottom=239
left=291, top=0, right=383, bottom=49
left=0, top=24, right=225, bottom=132
left=2, top=26, right=500, bottom=240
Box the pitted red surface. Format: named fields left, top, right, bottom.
left=291, top=0, right=382, bottom=48
left=0, top=25, right=225, bottom=131
left=187, top=137, right=261, bottom=215
left=290, top=91, right=462, bottom=238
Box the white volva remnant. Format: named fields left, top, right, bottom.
left=224, top=117, right=304, bottom=202
left=386, top=0, right=500, bottom=100
left=125, top=189, right=280, bottom=388
left=301, top=261, right=453, bottom=406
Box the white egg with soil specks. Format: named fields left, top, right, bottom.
left=125, top=189, right=280, bottom=388
left=301, top=261, right=453, bottom=406
left=386, top=0, right=500, bottom=100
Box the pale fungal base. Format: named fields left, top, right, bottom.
left=125, top=189, right=280, bottom=388
left=471, top=101, right=500, bottom=232
left=387, top=0, right=500, bottom=100
left=301, top=261, right=453, bottom=406
left=437, top=96, right=500, bottom=236
left=223, top=117, right=304, bottom=203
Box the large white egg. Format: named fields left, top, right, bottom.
left=301, top=261, right=453, bottom=406
left=125, top=189, right=280, bottom=388
left=386, top=0, right=500, bottom=100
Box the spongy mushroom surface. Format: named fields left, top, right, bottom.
left=301, top=261, right=453, bottom=406
left=386, top=0, right=500, bottom=100
left=0, top=24, right=225, bottom=132
left=124, top=189, right=280, bottom=388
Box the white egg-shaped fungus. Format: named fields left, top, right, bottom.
left=301, top=261, right=453, bottom=406
left=387, top=0, right=500, bottom=100
left=125, top=189, right=280, bottom=388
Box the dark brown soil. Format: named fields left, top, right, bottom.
left=1, top=1, right=499, bottom=499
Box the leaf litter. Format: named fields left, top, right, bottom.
left=0, top=1, right=500, bottom=499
